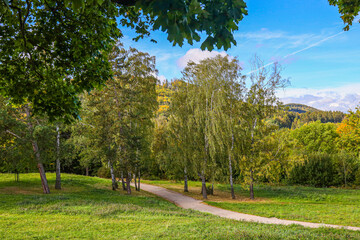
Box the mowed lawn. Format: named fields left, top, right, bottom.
left=0, top=174, right=359, bottom=240
left=142, top=180, right=360, bottom=227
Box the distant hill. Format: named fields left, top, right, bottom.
left=284, top=103, right=320, bottom=114
left=275, top=103, right=345, bottom=129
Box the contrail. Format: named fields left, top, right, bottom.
left=245, top=30, right=346, bottom=75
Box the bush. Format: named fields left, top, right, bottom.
left=355, top=168, right=360, bottom=186
left=289, top=153, right=336, bottom=187
left=97, top=166, right=111, bottom=178
left=332, top=152, right=360, bottom=186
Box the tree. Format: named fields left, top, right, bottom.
left=109, top=46, right=158, bottom=193
left=77, top=46, right=157, bottom=193
left=177, top=55, right=244, bottom=199
left=68, top=119, right=101, bottom=176
left=199, top=56, right=244, bottom=199
left=0, top=98, right=35, bottom=181
left=156, top=82, right=174, bottom=117
left=257, top=128, right=293, bottom=184
left=81, top=88, right=120, bottom=191
left=239, top=56, right=287, bottom=200
left=176, top=63, right=214, bottom=199
left=335, top=109, right=360, bottom=186
left=329, top=0, right=360, bottom=30
left=0, top=98, right=56, bottom=193
left=55, top=125, right=61, bottom=189
left=150, top=115, right=168, bottom=179
left=167, top=80, right=196, bottom=192
left=292, top=121, right=339, bottom=154
left=0, top=0, right=247, bottom=120
left=0, top=0, right=119, bottom=121
left=336, top=108, right=360, bottom=153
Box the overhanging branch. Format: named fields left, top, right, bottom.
left=111, top=0, right=136, bottom=6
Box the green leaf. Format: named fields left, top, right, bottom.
left=2, top=0, right=9, bottom=7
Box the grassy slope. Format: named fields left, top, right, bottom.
left=142, top=180, right=360, bottom=227
left=0, top=174, right=359, bottom=240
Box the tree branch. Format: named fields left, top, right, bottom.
left=80, top=122, right=95, bottom=128
left=111, top=0, right=136, bottom=6
left=5, top=130, right=22, bottom=139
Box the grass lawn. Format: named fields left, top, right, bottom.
left=142, top=180, right=360, bottom=227
left=0, top=174, right=359, bottom=239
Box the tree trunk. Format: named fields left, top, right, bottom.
left=343, top=158, right=347, bottom=187
left=201, top=173, right=207, bottom=199
left=126, top=172, right=132, bottom=194
left=121, top=171, right=126, bottom=190
left=202, top=129, right=208, bottom=199
left=250, top=168, right=254, bottom=200
left=85, top=167, right=89, bottom=176
left=37, top=162, right=50, bottom=194
left=14, top=170, right=19, bottom=182
left=25, top=105, right=50, bottom=194
left=249, top=119, right=257, bottom=200
left=229, top=132, right=235, bottom=199
left=184, top=168, right=189, bottom=192
left=109, top=161, right=118, bottom=190
left=137, top=170, right=141, bottom=191
left=134, top=173, right=138, bottom=191
left=55, top=125, right=61, bottom=190
left=229, top=154, right=235, bottom=199
left=32, top=141, right=50, bottom=194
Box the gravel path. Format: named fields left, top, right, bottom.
left=138, top=183, right=360, bottom=231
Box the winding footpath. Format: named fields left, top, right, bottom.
left=138, top=183, right=360, bottom=231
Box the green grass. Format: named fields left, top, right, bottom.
left=0, top=174, right=359, bottom=239
left=143, top=180, right=360, bottom=227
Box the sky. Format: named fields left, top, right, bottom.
left=120, top=0, right=360, bottom=112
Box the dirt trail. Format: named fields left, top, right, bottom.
left=137, top=183, right=360, bottom=231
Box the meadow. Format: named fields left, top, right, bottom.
left=1, top=173, right=360, bottom=239
left=142, top=180, right=360, bottom=227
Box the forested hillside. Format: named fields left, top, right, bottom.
left=274, top=104, right=346, bottom=129
left=285, top=103, right=320, bottom=113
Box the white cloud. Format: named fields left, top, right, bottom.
left=177, top=48, right=228, bottom=69
left=157, top=75, right=167, bottom=84
left=156, top=53, right=174, bottom=62
left=354, top=16, right=360, bottom=23
left=236, top=28, right=327, bottom=50
left=278, top=84, right=360, bottom=112
left=238, top=29, right=286, bottom=40
left=150, top=72, right=167, bottom=84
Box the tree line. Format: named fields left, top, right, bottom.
left=274, top=109, right=345, bottom=129
left=1, top=47, right=360, bottom=200
left=0, top=46, right=157, bottom=194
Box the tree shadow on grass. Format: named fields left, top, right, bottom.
left=0, top=173, right=207, bottom=219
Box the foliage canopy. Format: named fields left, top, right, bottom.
left=329, top=0, right=360, bottom=30
left=0, top=0, right=247, bottom=121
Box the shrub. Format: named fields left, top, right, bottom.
left=332, top=152, right=360, bottom=186
left=355, top=168, right=360, bottom=186
left=97, top=166, right=111, bottom=178
left=289, top=153, right=336, bottom=187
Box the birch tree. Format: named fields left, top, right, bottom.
left=167, top=80, right=195, bottom=192
left=179, top=55, right=245, bottom=199
left=239, top=56, right=288, bottom=200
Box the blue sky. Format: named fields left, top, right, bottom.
left=121, top=0, right=360, bottom=112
